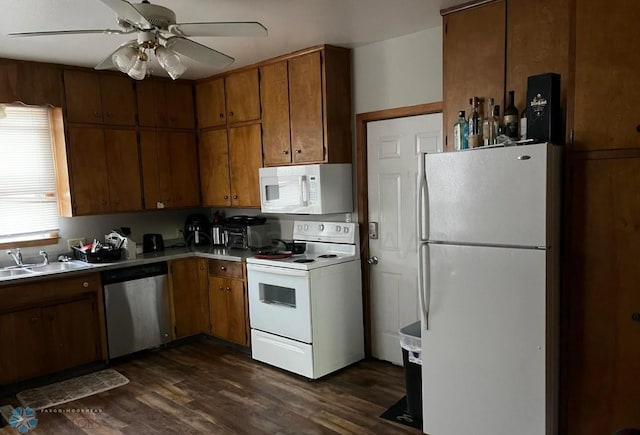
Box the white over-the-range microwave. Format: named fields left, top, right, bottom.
left=259, top=164, right=353, bottom=214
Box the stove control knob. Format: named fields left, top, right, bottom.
left=336, top=226, right=341, bottom=232
left=319, top=224, right=325, bottom=231
left=304, top=224, right=309, bottom=231
left=297, top=225, right=303, bottom=231
left=344, top=227, right=349, bottom=233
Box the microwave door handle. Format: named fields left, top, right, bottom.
left=300, top=175, right=308, bottom=206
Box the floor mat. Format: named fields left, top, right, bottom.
left=380, top=396, right=422, bottom=430
left=16, top=369, right=129, bottom=411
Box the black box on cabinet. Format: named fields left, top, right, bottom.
left=526, top=73, right=563, bottom=144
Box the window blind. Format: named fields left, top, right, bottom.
left=0, top=105, right=59, bottom=240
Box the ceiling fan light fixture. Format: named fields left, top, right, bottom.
left=112, top=44, right=139, bottom=73
left=127, top=52, right=148, bottom=80
left=156, top=46, right=186, bottom=80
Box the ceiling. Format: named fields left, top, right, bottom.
left=0, top=0, right=460, bottom=80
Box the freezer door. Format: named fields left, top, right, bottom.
left=425, top=143, right=553, bottom=247
left=421, top=243, right=551, bottom=435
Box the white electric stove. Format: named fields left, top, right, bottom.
left=246, top=221, right=364, bottom=379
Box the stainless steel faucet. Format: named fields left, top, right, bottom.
left=7, top=248, right=23, bottom=266
left=39, top=250, right=49, bottom=265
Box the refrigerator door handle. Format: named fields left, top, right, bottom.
left=418, top=243, right=430, bottom=329
left=417, top=156, right=428, bottom=242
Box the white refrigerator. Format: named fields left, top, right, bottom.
left=418, top=143, right=562, bottom=435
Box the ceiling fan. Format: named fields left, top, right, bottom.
left=8, top=0, right=268, bottom=80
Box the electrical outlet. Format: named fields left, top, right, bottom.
left=67, top=237, right=86, bottom=250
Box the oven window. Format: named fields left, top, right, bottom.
left=259, top=283, right=296, bottom=308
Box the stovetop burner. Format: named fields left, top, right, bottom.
left=318, top=254, right=338, bottom=258
left=294, top=259, right=315, bottom=263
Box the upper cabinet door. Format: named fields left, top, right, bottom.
left=573, top=0, right=640, bottom=150
left=196, top=78, right=226, bottom=128
left=261, top=61, right=292, bottom=166
left=289, top=51, right=324, bottom=163
left=228, top=123, right=262, bottom=207
left=167, top=131, right=200, bottom=207
left=506, top=0, right=570, bottom=130
left=64, top=70, right=103, bottom=124
left=66, top=127, right=110, bottom=215
left=103, top=129, right=143, bottom=212
left=99, top=74, right=136, bottom=126
left=442, top=1, right=505, bottom=151
left=136, top=80, right=159, bottom=127
left=165, top=82, right=195, bottom=129
left=199, top=128, right=232, bottom=207
left=225, top=69, right=260, bottom=124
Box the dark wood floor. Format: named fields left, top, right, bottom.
left=1, top=338, right=419, bottom=434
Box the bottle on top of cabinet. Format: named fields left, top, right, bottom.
left=503, top=90, right=519, bottom=140
left=467, top=97, right=483, bottom=148
left=453, top=110, right=469, bottom=151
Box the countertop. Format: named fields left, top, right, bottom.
left=0, top=246, right=253, bottom=287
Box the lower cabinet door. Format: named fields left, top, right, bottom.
left=0, top=307, right=46, bottom=385
left=171, top=258, right=210, bottom=338
left=210, top=277, right=248, bottom=346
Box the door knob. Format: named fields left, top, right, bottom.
left=367, top=256, right=378, bottom=265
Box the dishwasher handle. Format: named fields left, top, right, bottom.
left=101, top=261, right=168, bottom=285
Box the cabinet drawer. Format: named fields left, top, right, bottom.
left=208, top=259, right=243, bottom=279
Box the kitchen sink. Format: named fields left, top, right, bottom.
left=0, top=268, right=34, bottom=278
left=28, top=261, right=90, bottom=273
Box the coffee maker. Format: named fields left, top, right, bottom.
left=184, top=214, right=211, bottom=248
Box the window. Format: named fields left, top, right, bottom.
left=0, top=105, right=59, bottom=244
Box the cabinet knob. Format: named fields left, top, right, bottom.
left=83, top=281, right=89, bottom=288
left=226, top=287, right=231, bottom=292
left=228, top=111, right=234, bottom=117
left=106, top=111, right=112, bottom=118
left=636, top=125, right=640, bottom=133
left=93, top=111, right=101, bottom=118
left=232, top=194, right=238, bottom=199
left=632, top=312, right=640, bottom=322
left=219, top=285, right=224, bottom=291
left=31, top=317, right=39, bottom=322
left=113, top=199, right=120, bottom=205
left=283, top=150, right=289, bottom=155
left=295, top=149, right=302, bottom=154
left=223, top=195, right=229, bottom=200
left=219, top=113, right=224, bottom=119
left=220, top=266, right=226, bottom=271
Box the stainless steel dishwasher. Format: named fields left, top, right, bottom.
left=102, top=262, right=171, bottom=359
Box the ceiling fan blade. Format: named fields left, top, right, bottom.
left=8, top=29, right=132, bottom=37
left=98, top=0, right=152, bottom=29
left=94, top=39, right=138, bottom=70
left=164, top=36, right=234, bottom=69
left=168, top=22, right=268, bottom=38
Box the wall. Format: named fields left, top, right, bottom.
left=352, top=26, right=443, bottom=115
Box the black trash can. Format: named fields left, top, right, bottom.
left=399, top=320, right=422, bottom=420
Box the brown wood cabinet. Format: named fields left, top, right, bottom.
left=0, top=58, right=62, bottom=106
left=170, top=258, right=210, bottom=339
left=442, top=1, right=505, bottom=151
left=64, top=126, right=142, bottom=215
left=199, top=124, right=261, bottom=208
left=442, top=0, right=570, bottom=150
left=63, top=70, right=136, bottom=126
left=196, top=77, right=226, bottom=128
left=260, top=60, right=292, bottom=166
left=0, top=273, right=104, bottom=386
left=140, top=130, right=200, bottom=209
left=565, top=154, right=640, bottom=434
left=261, top=47, right=352, bottom=165
left=136, top=79, right=196, bottom=129
left=208, top=260, right=248, bottom=346
left=199, top=128, right=232, bottom=207
left=225, top=69, right=261, bottom=124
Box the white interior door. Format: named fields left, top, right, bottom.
left=367, top=113, right=442, bottom=364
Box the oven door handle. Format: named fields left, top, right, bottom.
left=247, top=264, right=310, bottom=277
